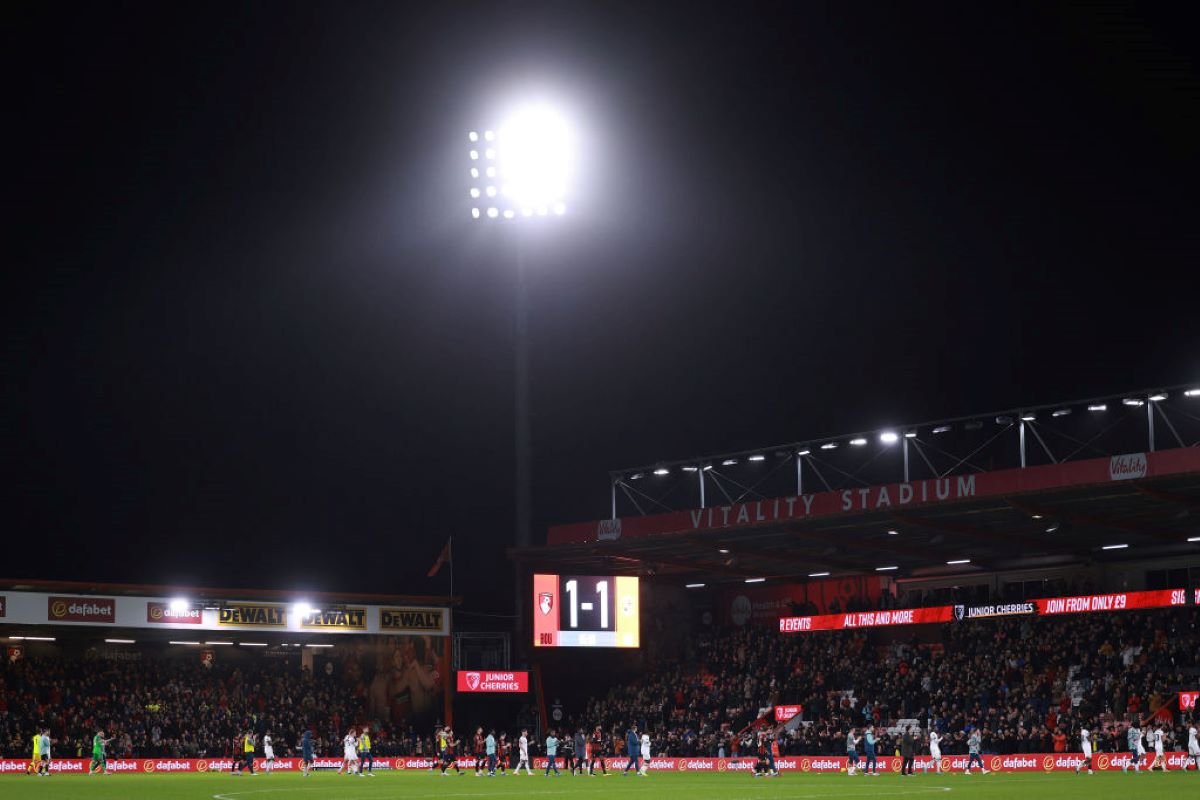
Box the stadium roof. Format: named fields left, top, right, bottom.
left=0, top=577, right=458, bottom=607
left=518, top=385, right=1200, bottom=584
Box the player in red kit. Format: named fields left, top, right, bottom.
left=473, top=727, right=486, bottom=776
left=589, top=726, right=609, bottom=775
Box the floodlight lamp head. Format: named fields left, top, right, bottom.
left=496, top=104, right=575, bottom=213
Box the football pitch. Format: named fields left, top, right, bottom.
left=1, top=770, right=1195, bottom=800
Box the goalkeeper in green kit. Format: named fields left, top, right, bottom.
left=90, top=728, right=112, bottom=775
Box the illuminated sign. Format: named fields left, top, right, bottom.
left=456, top=671, right=529, bottom=693
left=533, top=574, right=640, bottom=648
left=300, top=608, right=367, bottom=630
left=217, top=604, right=286, bottom=627
left=380, top=607, right=444, bottom=632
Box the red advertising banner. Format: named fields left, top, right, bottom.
left=780, top=605, right=954, bottom=633
left=47, top=595, right=115, bottom=624
left=549, top=447, right=1200, bottom=545
left=774, top=704, right=802, bottom=722
left=146, top=602, right=203, bottom=625
left=456, top=670, right=529, bottom=693
left=780, top=588, right=1187, bottom=634
left=0, top=752, right=1193, bottom=775
left=724, top=578, right=883, bottom=627
left=1180, top=691, right=1199, bottom=711
left=1033, top=588, right=1187, bottom=615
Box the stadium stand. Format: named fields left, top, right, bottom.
left=580, top=606, right=1198, bottom=757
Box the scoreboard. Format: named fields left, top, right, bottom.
left=532, top=574, right=639, bottom=648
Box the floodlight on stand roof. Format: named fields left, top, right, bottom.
left=1188, top=536, right=1200, bottom=542
left=486, top=207, right=499, bottom=218
left=744, top=577, right=766, bottom=584
left=1186, top=388, right=1200, bottom=397
left=1148, top=393, right=1167, bottom=402
left=1101, top=543, right=1129, bottom=550
left=796, top=448, right=811, bottom=456
left=681, top=466, right=698, bottom=472
left=1087, top=403, right=1107, bottom=411
left=1051, top=408, right=1071, bottom=417
left=1020, top=412, right=1036, bottom=421
left=686, top=583, right=706, bottom=589
left=932, top=425, right=951, bottom=434
left=1122, top=398, right=1144, bottom=406
left=946, top=559, right=971, bottom=565
left=875, top=566, right=899, bottom=571
left=748, top=454, right=766, bottom=461
left=820, top=442, right=838, bottom=450
left=702, top=464, right=713, bottom=471
left=653, top=467, right=670, bottom=476
left=880, top=431, right=899, bottom=444
left=468, top=131, right=479, bottom=142
left=722, top=458, right=738, bottom=466
left=904, top=431, right=917, bottom=438
left=497, top=104, right=575, bottom=212
left=849, top=437, right=867, bottom=446
left=470, top=188, right=481, bottom=198
left=808, top=571, right=831, bottom=577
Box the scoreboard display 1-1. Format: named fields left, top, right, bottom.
left=533, top=574, right=639, bottom=648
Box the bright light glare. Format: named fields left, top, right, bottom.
left=744, top=578, right=766, bottom=584
left=169, top=598, right=188, bottom=612
left=946, top=559, right=971, bottom=565
left=1186, top=389, right=1200, bottom=397
left=469, top=150, right=479, bottom=160
left=470, top=168, right=480, bottom=179
left=503, top=209, right=515, bottom=219
left=1101, top=543, right=1128, bottom=550
left=875, top=566, right=899, bottom=572
left=653, top=467, right=670, bottom=475
left=483, top=130, right=495, bottom=141
left=808, top=571, right=830, bottom=578
left=497, top=105, right=575, bottom=211
left=469, top=188, right=480, bottom=198
left=880, top=431, right=899, bottom=444
left=1148, top=393, right=1167, bottom=402
left=747, top=454, right=766, bottom=461
left=686, top=583, right=706, bottom=589
left=471, top=208, right=481, bottom=219
left=487, top=207, right=499, bottom=218
left=485, top=185, right=497, bottom=197
left=468, top=131, right=479, bottom=142
left=293, top=602, right=315, bottom=618
left=1087, top=404, right=1106, bottom=411
left=820, top=442, right=837, bottom=450
left=849, top=437, right=867, bottom=446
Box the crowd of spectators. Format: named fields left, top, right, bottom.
left=0, top=653, right=429, bottom=759
left=579, top=606, right=1199, bottom=757
left=3, top=603, right=1197, bottom=761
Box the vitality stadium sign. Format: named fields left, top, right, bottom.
left=218, top=604, right=286, bottom=627
left=548, top=447, right=1200, bottom=544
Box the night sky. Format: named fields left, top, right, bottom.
left=5, top=2, right=1198, bottom=612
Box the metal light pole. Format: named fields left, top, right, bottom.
left=467, top=107, right=574, bottom=659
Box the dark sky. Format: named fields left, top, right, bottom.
left=4, top=1, right=1198, bottom=611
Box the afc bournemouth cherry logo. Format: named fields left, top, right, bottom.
left=464, top=672, right=481, bottom=690
left=538, top=593, right=553, bottom=616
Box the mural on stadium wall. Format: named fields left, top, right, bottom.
left=327, top=635, right=447, bottom=729
left=723, top=577, right=883, bottom=627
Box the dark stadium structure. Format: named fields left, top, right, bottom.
left=518, top=385, right=1200, bottom=588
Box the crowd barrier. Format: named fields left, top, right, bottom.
left=1, top=752, right=1192, bottom=774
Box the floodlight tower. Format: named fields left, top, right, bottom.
left=467, top=105, right=574, bottom=558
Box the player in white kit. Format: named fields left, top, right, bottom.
left=1185, top=722, right=1198, bottom=771
left=342, top=729, right=359, bottom=775
left=928, top=730, right=943, bottom=773
left=516, top=729, right=533, bottom=775
left=263, top=732, right=275, bottom=773
left=1075, top=727, right=1093, bottom=774
left=1148, top=725, right=1168, bottom=771
left=638, top=732, right=650, bottom=776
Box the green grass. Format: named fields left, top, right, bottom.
left=1, top=769, right=1196, bottom=799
